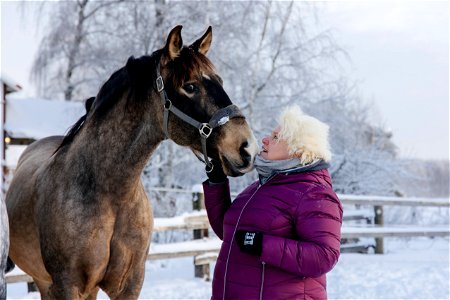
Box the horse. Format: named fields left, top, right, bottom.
left=6, top=25, right=258, bottom=299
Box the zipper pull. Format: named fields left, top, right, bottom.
left=260, top=261, right=266, bottom=300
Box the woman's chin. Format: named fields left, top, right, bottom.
left=258, top=152, right=268, bottom=160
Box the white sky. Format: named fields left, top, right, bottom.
left=1, top=0, right=448, bottom=160
left=319, top=1, right=449, bottom=161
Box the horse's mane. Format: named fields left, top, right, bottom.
left=53, top=97, right=95, bottom=154
left=53, top=47, right=216, bottom=155
left=53, top=52, right=161, bottom=154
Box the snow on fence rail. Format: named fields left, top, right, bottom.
left=6, top=189, right=449, bottom=285
left=338, top=194, right=449, bottom=207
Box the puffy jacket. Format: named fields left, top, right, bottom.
left=203, top=168, right=342, bottom=300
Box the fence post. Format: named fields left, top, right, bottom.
left=374, top=205, right=384, bottom=254
left=192, top=190, right=210, bottom=281
left=27, top=282, right=38, bottom=292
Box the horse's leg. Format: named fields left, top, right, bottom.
left=47, top=280, right=85, bottom=300
left=106, top=264, right=146, bottom=300
left=102, top=246, right=149, bottom=300
left=32, top=278, right=50, bottom=300
left=85, top=287, right=99, bottom=300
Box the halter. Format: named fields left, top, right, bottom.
left=155, top=62, right=244, bottom=172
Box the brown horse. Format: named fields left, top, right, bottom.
left=6, top=26, right=257, bottom=299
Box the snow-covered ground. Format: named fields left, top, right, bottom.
left=7, top=237, right=449, bottom=299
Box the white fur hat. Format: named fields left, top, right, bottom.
left=278, top=105, right=332, bottom=164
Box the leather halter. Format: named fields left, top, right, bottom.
left=155, top=62, right=244, bottom=172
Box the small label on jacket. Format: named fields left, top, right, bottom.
left=244, top=232, right=256, bottom=245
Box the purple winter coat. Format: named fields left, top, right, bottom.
left=203, top=168, right=343, bottom=300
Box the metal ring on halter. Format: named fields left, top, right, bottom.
left=164, top=100, right=172, bottom=110
left=156, top=76, right=164, bottom=92
left=205, top=162, right=214, bottom=173
left=199, top=123, right=212, bottom=138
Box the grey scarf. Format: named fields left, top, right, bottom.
left=254, top=155, right=328, bottom=184
left=254, top=155, right=301, bottom=178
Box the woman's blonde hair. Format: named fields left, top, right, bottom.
left=277, top=105, right=332, bottom=164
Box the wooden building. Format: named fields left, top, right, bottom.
left=0, top=77, right=84, bottom=198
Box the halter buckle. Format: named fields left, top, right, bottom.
left=156, top=76, right=164, bottom=92
left=199, top=123, right=212, bottom=138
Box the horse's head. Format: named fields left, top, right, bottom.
left=154, top=26, right=258, bottom=176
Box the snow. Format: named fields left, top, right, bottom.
left=154, top=215, right=186, bottom=229
left=342, top=225, right=450, bottom=235
left=6, top=237, right=449, bottom=299
left=338, top=194, right=450, bottom=206
left=0, top=75, right=22, bottom=93
left=153, top=210, right=208, bottom=232
left=150, top=238, right=221, bottom=255
left=191, top=184, right=203, bottom=193
left=4, top=97, right=84, bottom=140
left=328, top=237, right=450, bottom=299
left=5, top=145, right=27, bottom=168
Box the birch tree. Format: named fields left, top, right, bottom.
left=27, top=0, right=415, bottom=205
left=31, top=0, right=127, bottom=100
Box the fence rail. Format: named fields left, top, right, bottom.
left=338, top=194, right=449, bottom=207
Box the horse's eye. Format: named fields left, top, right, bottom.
left=183, top=84, right=198, bottom=94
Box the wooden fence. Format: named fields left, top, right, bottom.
left=6, top=189, right=450, bottom=285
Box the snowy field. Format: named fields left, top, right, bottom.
left=7, top=237, right=449, bottom=299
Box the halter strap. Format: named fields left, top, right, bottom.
left=155, top=62, right=244, bottom=171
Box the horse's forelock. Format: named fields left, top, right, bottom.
left=170, top=48, right=215, bottom=87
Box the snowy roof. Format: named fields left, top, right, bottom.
left=4, top=97, right=84, bottom=140
left=0, top=74, right=22, bottom=94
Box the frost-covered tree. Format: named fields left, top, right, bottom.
left=26, top=1, right=418, bottom=216
left=31, top=0, right=128, bottom=100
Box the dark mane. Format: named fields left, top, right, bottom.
left=53, top=97, right=95, bottom=154
left=54, top=51, right=161, bottom=154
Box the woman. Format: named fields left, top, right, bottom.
left=203, top=105, right=342, bottom=299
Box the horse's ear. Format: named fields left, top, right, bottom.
left=126, top=56, right=140, bottom=78
left=85, top=97, right=95, bottom=113
left=190, top=26, right=212, bottom=55
left=164, top=25, right=183, bottom=60
left=126, top=56, right=147, bottom=85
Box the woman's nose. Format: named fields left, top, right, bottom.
left=262, top=137, right=269, bottom=145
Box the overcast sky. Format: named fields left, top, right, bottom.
left=1, top=0, right=448, bottom=161
left=319, top=1, right=448, bottom=161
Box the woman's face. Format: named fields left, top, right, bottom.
left=260, top=125, right=291, bottom=160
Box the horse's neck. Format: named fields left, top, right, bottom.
left=70, top=95, right=165, bottom=196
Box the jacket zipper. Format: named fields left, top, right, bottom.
left=259, top=261, right=266, bottom=300
left=222, top=183, right=262, bottom=300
